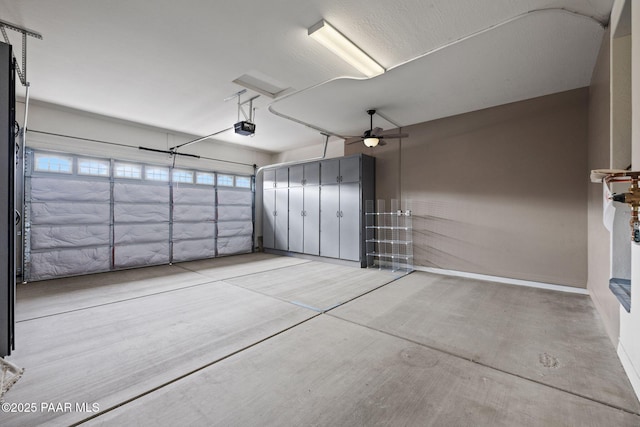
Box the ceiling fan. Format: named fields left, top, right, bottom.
left=347, top=109, right=409, bottom=147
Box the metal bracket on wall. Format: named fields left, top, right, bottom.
left=0, top=18, right=42, bottom=86
left=606, top=172, right=640, bottom=244
left=225, top=89, right=260, bottom=125
left=592, top=169, right=640, bottom=243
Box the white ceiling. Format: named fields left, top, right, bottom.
left=0, top=0, right=612, bottom=153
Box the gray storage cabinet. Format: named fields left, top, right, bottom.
left=288, top=162, right=320, bottom=255
left=262, top=167, right=289, bottom=251
left=262, top=154, right=374, bottom=266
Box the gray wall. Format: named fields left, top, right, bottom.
left=587, top=27, right=619, bottom=345
left=347, top=88, right=589, bottom=288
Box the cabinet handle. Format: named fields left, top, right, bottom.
left=336, top=211, right=340, bottom=217
left=301, top=211, right=305, bottom=217
left=340, top=211, right=344, bottom=217
left=274, top=211, right=277, bottom=216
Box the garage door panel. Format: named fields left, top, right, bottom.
left=217, top=189, right=252, bottom=205
left=114, top=223, right=169, bottom=245
left=114, top=204, right=169, bottom=223
left=173, top=204, right=216, bottom=222
left=114, top=242, right=170, bottom=268
left=217, top=221, right=252, bottom=238
left=114, top=183, right=169, bottom=203
left=173, top=187, right=216, bottom=204
left=31, top=225, right=110, bottom=250
left=217, top=236, right=252, bottom=255
left=30, top=177, right=110, bottom=202
left=173, top=239, right=216, bottom=262
left=30, top=247, right=111, bottom=280
left=173, top=222, right=216, bottom=240
left=218, top=205, right=252, bottom=221
left=30, top=202, right=110, bottom=225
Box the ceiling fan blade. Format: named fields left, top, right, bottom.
left=345, top=138, right=364, bottom=145
left=380, top=133, right=409, bottom=139
left=371, top=127, right=384, bottom=136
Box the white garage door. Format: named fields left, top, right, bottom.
left=24, top=150, right=254, bottom=281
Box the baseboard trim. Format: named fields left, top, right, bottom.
left=617, top=340, right=640, bottom=402
left=413, top=266, right=589, bottom=295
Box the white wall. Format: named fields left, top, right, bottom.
left=616, top=0, right=640, bottom=400
left=587, top=26, right=619, bottom=344
left=611, top=34, right=632, bottom=169
left=17, top=100, right=272, bottom=174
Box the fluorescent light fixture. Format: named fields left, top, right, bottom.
left=363, top=137, right=379, bottom=147
left=308, top=19, right=385, bottom=78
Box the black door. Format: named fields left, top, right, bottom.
left=0, top=41, right=15, bottom=357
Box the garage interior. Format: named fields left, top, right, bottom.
left=1, top=0, right=640, bottom=426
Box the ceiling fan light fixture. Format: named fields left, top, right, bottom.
left=308, top=19, right=384, bottom=78
left=363, top=137, right=379, bottom=147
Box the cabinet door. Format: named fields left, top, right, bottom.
left=340, top=156, right=360, bottom=183
left=320, top=159, right=340, bottom=185
left=289, top=165, right=303, bottom=187
left=263, top=189, right=275, bottom=248
left=275, top=167, right=288, bottom=188
left=263, top=169, right=275, bottom=189
left=304, top=162, right=320, bottom=186
left=320, top=185, right=340, bottom=258
left=339, top=183, right=361, bottom=261
left=275, top=188, right=289, bottom=250
left=288, top=187, right=304, bottom=253
left=303, top=186, right=320, bottom=255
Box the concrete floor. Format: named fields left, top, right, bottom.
left=2, top=253, right=638, bottom=426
